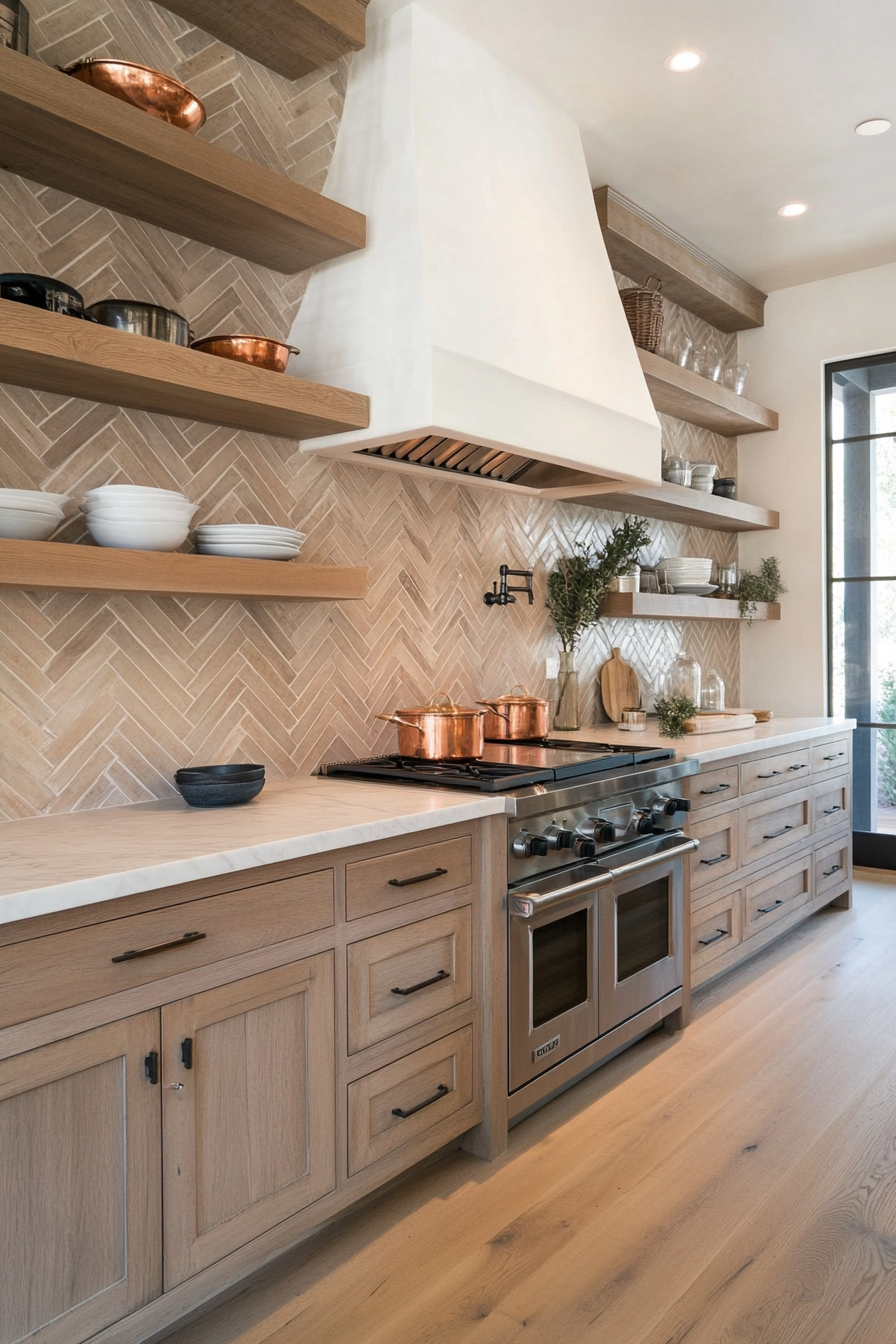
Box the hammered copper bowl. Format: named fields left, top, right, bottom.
left=190, top=335, right=301, bottom=373
left=64, top=59, right=206, bottom=133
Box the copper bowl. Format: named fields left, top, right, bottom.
left=190, top=335, right=301, bottom=374
left=64, top=59, right=206, bottom=133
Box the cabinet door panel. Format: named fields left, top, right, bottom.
left=0, top=1012, right=161, bottom=1344
left=162, top=954, right=335, bottom=1288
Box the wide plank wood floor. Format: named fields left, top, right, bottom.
left=166, top=872, right=896, bottom=1344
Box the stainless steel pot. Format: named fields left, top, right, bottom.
left=375, top=693, right=487, bottom=760
left=84, top=300, right=192, bottom=345
left=478, top=685, right=551, bottom=741
left=1, top=272, right=88, bottom=318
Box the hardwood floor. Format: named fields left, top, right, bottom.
left=165, top=872, right=896, bottom=1344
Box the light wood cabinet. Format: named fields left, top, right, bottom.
left=0, top=1013, right=161, bottom=1344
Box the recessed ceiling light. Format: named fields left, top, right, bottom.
left=778, top=203, right=808, bottom=217
left=856, top=118, right=891, bottom=136
left=664, top=51, right=701, bottom=73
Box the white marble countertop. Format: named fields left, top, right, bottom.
left=549, top=716, right=856, bottom=766
left=0, top=778, right=511, bottom=926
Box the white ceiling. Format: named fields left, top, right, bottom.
left=369, top=0, right=896, bottom=293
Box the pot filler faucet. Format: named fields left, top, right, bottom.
left=483, top=565, right=535, bottom=607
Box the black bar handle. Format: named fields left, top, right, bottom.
left=822, top=863, right=842, bottom=877
left=822, top=752, right=845, bottom=761
left=788, top=764, right=807, bottom=771
left=698, top=928, right=729, bottom=946
left=388, top=867, right=448, bottom=888
left=144, top=1051, right=159, bottom=1085
left=822, top=805, right=842, bottom=815
left=757, top=770, right=782, bottom=779
left=757, top=898, right=785, bottom=914
left=181, top=1038, right=193, bottom=1070
left=700, top=853, right=731, bottom=867
left=762, top=825, right=794, bottom=839
left=391, top=969, right=450, bottom=996
left=700, top=784, right=731, bottom=795
left=392, top=1083, right=450, bottom=1119
left=112, top=931, right=206, bottom=963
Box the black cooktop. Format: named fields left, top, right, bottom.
left=319, top=741, right=673, bottom=793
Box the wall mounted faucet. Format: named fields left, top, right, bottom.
left=483, top=565, right=535, bottom=607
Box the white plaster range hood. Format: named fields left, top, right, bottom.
left=291, top=3, right=662, bottom=496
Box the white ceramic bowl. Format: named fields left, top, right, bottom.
left=196, top=541, right=301, bottom=559
left=86, top=516, right=190, bottom=551
left=84, top=485, right=190, bottom=502
left=0, top=489, right=71, bottom=511
left=82, top=502, right=199, bottom=523
left=0, top=507, right=64, bottom=540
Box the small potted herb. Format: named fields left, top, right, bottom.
left=738, top=556, right=786, bottom=624
left=653, top=694, right=698, bottom=739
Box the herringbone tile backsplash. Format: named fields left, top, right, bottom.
left=0, top=1, right=742, bottom=819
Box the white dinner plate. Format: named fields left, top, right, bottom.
left=196, top=541, right=302, bottom=560
left=671, top=584, right=719, bottom=596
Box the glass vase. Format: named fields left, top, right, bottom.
left=554, top=650, right=580, bottom=731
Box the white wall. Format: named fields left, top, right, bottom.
left=738, top=261, right=896, bottom=714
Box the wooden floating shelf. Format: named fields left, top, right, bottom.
left=0, top=300, right=369, bottom=441
left=637, top=349, right=778, bottom=437
left=602, top=592, right=780, bottom=622
left=0, top=46, right=366, bottom=274
left=0, top=540, right=368, bottom=603
left=592, top=481, right=779, bottom=533
left=595, top=186, right=767, bottom=332
left=156, top=0, right=368, bottom=81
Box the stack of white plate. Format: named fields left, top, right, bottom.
left=81, top=485, right=198, bottom=551
left=658, top=556, right=717, bottom=595
left=194, top=524, right=305, bottom=560
left=0, top=488, right=70, bottom=540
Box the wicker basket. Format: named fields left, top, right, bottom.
left=619, top=276, right=664, bottom=353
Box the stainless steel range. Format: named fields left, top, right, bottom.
left=321, top=740, right=699, bottom=1123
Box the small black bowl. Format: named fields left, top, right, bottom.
left=175, top=776, right=265, bottom=808
left=175, top=762, right=265, bottom=782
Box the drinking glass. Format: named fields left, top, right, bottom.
left=723, top=362, right=750, bottom=395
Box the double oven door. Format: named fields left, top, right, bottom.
left=508, top=838, right=691, bottom=1093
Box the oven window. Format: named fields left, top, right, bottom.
left=531, top=908, right=589, bottom=1027
left=616, top=878, right=670, bottom=981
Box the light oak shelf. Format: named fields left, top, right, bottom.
left=602, top=592, right=780, bottom=622
left=0, top=299, right=369, bottom=440
left=0, top=46, right=366, bottom=274
left=559, top=480, right=779, bottom=532
left=156, top=0, right=369, bottom=81
left=595, top=186, right=767, bottom=332
left=0, top=539, right=369, bottom=602
left=637, top=349, right=778, bottom=437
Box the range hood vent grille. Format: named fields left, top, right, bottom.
left=358, top=438, right=534, bottom=482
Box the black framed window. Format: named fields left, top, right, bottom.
left=826, top=351, right=896, bottom=869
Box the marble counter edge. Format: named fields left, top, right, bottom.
left=548, top=718, right=856, bottom=766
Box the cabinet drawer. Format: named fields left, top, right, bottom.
left=0, top=869, right=334, bottom=1029
left=744, top=857, right=811, bottom=937
left=812, top=778, right=850, bottom=832
left=347, top=1026, right=474, bottom=1175
left=741, top=748, right=810, bottom=795
left=346, top=836, right=473, bottom=920
left=689, top=809, right=740, bottom=892
left=810, top=737, right=850, bottom=775
left=741, top=790, right=811, bottom=866
left=347, top=907, right=473, bottom=1054
left=691, top=891, right=743, bottom=973
left=685, top=765, right=740, bottom=812
left=815, top=837, right=851, bottom=898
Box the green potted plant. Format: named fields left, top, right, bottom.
left=546, top=516, right=651, bottom=729
left=738, top=556, right=786, bottom=624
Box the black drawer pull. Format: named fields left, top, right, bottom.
left=144, top=1051, right=159, bottom=1085
left=392, top=1083, right=450, bottom=1119
left=112, top=931, right=206, bottom=963
left=762, top=825, right=794, bottom=839
left=822, top=863, right=842, bottom=877
left=700, top=784, right=731, bottom=795
left=788, top=764, right=807, bottom=771
left=822, top=752, right=845, bottom=761
left=700, top=853, right=731, bottom=866
left=391, top=969, right=450, bottom=996
left=181, top=1037, right=193, bottom=1070
left=388, top=867, right=448, bottom=888
left=698, top=928, right=729, bottom=946
left=757, top=898, right=785, bottom=914
left=822, top=805, right=842, bottom=815
left=757, top=770, right=782, bottom=779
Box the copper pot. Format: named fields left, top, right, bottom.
left=478, top=685, right=551, bottom=741
left=190, top=334, right=300, bottom=373
left=64, top=59, right=206, bottom=133
left=375, top=693, right=487, bottom=760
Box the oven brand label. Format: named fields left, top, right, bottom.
left=533, top=1035, right=561, bottom=1061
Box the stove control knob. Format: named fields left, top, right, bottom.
left=636, top=809, right=657, bottom=835
left=580, top=817, right=616, bottom=845
left=663, top=797, right=691, bottom=815
left=511, top=831, right=550, bottom=858
left=543, top=824, right=575, bottom=851
left=572, top=836, right=597, bottom=859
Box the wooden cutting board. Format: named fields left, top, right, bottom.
left=696, top=707, right=773, bottom=722
left=684, top=713, right=757, bottom=734
left=599, top=648, right=640, bottom=722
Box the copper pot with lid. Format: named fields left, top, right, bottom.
left=375, top=693, right=490, bottom=760
left=477, top=685, right=551, bottom=741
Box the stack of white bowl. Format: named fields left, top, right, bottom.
left=81, top=486, right=198, bottom=551
left=0, top=489, right=70, bottom=540
left=194, top=523, right=305, bottom=560
left=658, top=556, right=716, bottom=595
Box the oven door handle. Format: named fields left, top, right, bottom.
left=510, top=837, right=700, bottom=917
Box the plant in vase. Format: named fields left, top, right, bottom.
left=546, top=516, right=651, bottom=730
